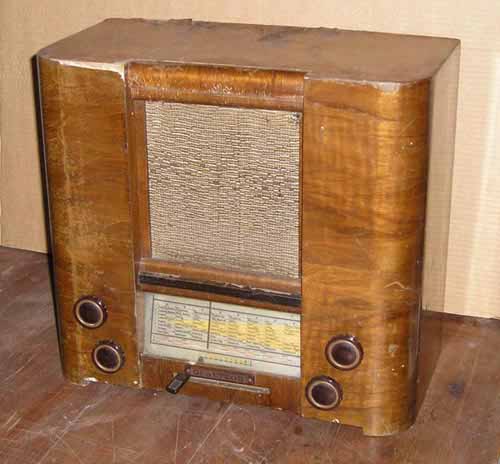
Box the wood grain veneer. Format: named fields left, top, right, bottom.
left=127, top=64, right=304, bottom=111
left=38, top=58, right=140, bottom=387
left=301, top=78, right=431, bottom=435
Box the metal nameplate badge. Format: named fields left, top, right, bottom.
left=185, top=364, right=255, bottom=385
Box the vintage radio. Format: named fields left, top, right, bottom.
left=37, top=18, right=459, bottom=436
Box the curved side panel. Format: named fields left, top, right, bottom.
left=301, top=77, right=431, bottom=435
left=38, top=58, right=139, bottom=386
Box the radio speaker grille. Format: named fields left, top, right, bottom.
left=145, top=101, right=300, bottom=279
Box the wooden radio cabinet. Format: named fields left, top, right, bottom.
left=37, top=18, right=459, bottom=436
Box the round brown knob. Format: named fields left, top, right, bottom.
left=305, top=376, right=343, bottom=410
left=74, top=296, right=107, bottom=329
left=92, top=341, right=125, bottom=373
left=325, top=335, right=363, bottom=371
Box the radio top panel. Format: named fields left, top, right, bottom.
left=38, top=18, right=458, bottom=83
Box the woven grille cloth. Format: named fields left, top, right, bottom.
left=145, top=101, right=300, bottom=279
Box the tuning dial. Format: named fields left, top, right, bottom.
left=74, top=296, right=107, bottom=329
left=92, top=341, right=125, bottom=373
left=306, top=376, right=343, bottom=410
left=325, top=335, right=363, bottom=371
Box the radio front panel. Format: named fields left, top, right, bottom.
left=38, top=18, right=459, bottom=436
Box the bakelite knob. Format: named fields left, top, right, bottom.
left=74, top=296, right=107, bottom=329
left=305, top=376, right=343, bottom=410
left=325, top=335, right=363, bottom=371
left=92, top=341, right=125, bottom=373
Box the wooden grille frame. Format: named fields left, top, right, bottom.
left=126, top=63, right=305, bottom=311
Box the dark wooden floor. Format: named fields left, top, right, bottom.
left=1, top=246, right=499, bottom=464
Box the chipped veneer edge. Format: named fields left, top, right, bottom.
left=49, top=58, right=126, bottom=78
left=82, top=377, right=99, bottom=384
left=304, top=74, right=424, bottom=92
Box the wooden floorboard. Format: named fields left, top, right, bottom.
left=447, top=317, right=500, bottom=464
left=0, top=246, right=499, bottom=463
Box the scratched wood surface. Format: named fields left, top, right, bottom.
left=301, top=77, right=431, bottom=435
left=38, top=58, right=140, bottom=388
left=1, top=246, right=499, bottom=464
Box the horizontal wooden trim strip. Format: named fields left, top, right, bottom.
left=126, top=62, right=305, bottom=111
left=138, top=271, right=301, bottom=308
left=140, top=258, right=301, bottom=294
left=138, top=282, right=301, bottom=314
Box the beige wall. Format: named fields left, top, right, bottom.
left=1, top=1, right=499, bottom=318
